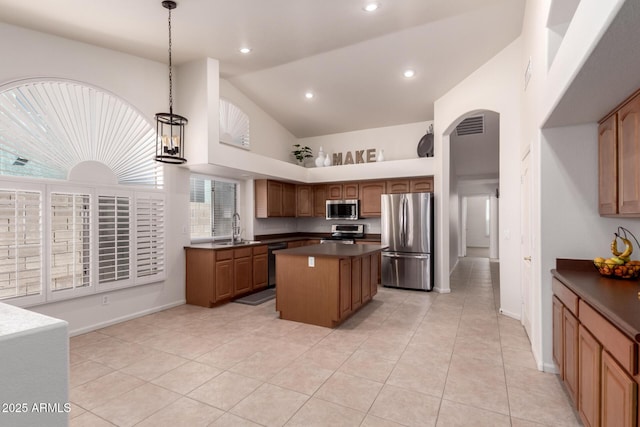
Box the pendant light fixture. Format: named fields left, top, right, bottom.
left=155, top=0, right=188, bottom=164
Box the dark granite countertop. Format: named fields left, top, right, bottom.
left=552, top=259, right=640, bottom=343
left=185, top=233, right=381, bottom=250
left=275, top=242, right=387, bottom=258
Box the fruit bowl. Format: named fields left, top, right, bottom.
left=593, top=260, right=640, bottom=280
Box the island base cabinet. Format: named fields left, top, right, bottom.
left=601, top=351, right=636, bottom=427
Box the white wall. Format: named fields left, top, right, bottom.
left=434, top=38, right=523, bottom=306
left=0, top=23, right=190, bottom=335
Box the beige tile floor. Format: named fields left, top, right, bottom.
left=69, top=257, right=582, bottom=427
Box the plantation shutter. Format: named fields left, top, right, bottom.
left=136, top=193, right=165, bottom=283
left=50, top=192, right=92, bottom=293
left=0, top=189, right=42, bottom=301
left=98, top=195, right=131, bottom=285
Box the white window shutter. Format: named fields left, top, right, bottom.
left=97, top=194, right=132, bottom=289
left=135, top=192, right=165, bottom=284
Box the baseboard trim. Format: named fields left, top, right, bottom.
left=498, top=308, right=521, bottom=320
left=68, top=299, right=186, bottom=337
left=543, top=362, right=559, bottom=374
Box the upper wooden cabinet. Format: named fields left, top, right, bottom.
left=327, top=183, right=359, bottom=200
left=386, top=177, right=434, bottom=194
left=599, top=89, right=640, bottom=216
left=359, top=181, right=385, bottom=218
left=313, top=185, right=327, bottom=217
left=255, top=179, right=296, bottom=218
left=296, top=185, right=313, bottom=217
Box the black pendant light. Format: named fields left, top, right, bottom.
left=155, top=0, right=188, bottom=164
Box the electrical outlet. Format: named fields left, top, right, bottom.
left=308, top=256, right=315, bottom=267
left=102, top=295, right=109, bottom=305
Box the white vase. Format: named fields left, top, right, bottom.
left=376, top=149, right=385, bottom=162
left=323, top=154, right=332, bottom=167
left=315, top=146, right=326, bottom=167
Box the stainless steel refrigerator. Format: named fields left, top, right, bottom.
left=381, top=192, right=434, bottom=291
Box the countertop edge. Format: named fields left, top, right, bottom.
left=551, top=268, right=640, bottom=343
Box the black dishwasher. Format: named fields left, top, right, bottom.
left=267, top=242, right=288, bottom=287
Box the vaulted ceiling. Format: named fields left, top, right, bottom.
left=0, top=0, right=525, bottom=137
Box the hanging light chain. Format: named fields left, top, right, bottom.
left=167, top=4, right=173, bottom=114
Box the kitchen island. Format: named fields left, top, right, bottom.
left=275, top=243, right=386, bottom=327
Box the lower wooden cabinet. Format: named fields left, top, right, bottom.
left=339, top=259, right=352, bottom=318
left=601, top=351, right=637, bottom=427
left=361, top=255, right=371, bottom=303
left=351, top=257, right=362, bottom=310
left=553, top=296, right=564, bottom=378
left=252, top=246, right=268, bottom=290
left=579, top=324, right=602, bottom=427
left=215, top=256, right=233, bottom=301
left=233, top=251, right=253, bottom=295
left=563, top=308, right=579, bottom=404
left=185, top=249, right=215, bottom=307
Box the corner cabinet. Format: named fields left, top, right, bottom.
left=552, top=276, right=639, bottom=427
left=599, top=89, right=640, bottom=216
left=255, top=179, right=296, bottom=218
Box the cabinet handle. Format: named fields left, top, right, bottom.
left=523, top=256, right=532, bottom=261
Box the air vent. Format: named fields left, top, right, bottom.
left=456, top=115, right=484, bottom=136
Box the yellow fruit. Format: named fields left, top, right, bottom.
left=594, top=257, right=605, bottom=264
left=604, top=259, right=617, bottom=267
left=612, top=256, right=625, bottom=265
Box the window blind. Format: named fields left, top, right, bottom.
left=98, top=195, right=130, bottom=284
left=189, top=177, right=237, bottom=240
left=136, top=194, right=165, bottom=280
left=0, top=190, right=42, bottom=300
left=213, top=181, right=237, bottom=238
left=50, top=192, right=91, bottom=292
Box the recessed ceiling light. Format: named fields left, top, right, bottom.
left=403, top=69, right=416, bottom=78
left=239, top=47, right=252, bottom=54
left=363, top=2, right=379, bottom=12
left=304, top=91, right=314, bottom=99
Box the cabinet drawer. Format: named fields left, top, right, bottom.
left=234, top=247, right=252, bottom=258
left=252, top=245, right=267, bottom=255
left=552, top=278, right=579, bottom=316
left=579, top=299, right=637, bottom=375
left=216, top=249, right=233, bottom=261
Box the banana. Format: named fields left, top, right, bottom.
left=611, top=236, right=622, bottom=256
left=620, top=237, right=633, bottom=258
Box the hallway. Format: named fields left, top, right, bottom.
left=69, top=257, right=580, bottom=426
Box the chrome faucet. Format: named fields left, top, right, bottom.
left=232, top=212, right=241, bottom=244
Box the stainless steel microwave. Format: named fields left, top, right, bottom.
left=326, top=199, right=359, bottom=220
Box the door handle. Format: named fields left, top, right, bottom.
left=523, top=256, right=531, bottom=261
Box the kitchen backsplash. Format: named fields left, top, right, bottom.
left=253, top=217, right=381, bottom=236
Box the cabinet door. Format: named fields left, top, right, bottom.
left=386, top=179, right=410, bottom=194
left=296, top=185, right=313, bottom=217
left=599, top=115, right=618, bottom=215
left=339, top=258, right=352, bottom=318
left=313, top=185, right=327, bottom=217
left=578, top=324, right=602, bottom=427
left=344, top=183, right=359, bottom=199
left=234, top=256, right=252, bottom=295
left=601, top=351, right=636, bottom=427
left=253, top=253, right=268, bottom=290
left=327, top=184, right=343, bottom=200
left=361, top=255, right=371, bottom=303
left=370, top=253, right=379, bottom=297
left=351, top=257, right=362, bottom=310
left=282, top=183, right=296, bottom=217
left=359, top=181, right=385, bottom=218
left=618, top=95, right=640, bottom=215
left=552, top=296, right=564, bottom=378
left=185, top=249, right=215, bottom=307
left=410, top=177, right=433, bottom=193
left=267, top=180, right=283, bottom=217
left=564, top=308, right=579, bottom=405
left=215, top=259, right=233, bottom=301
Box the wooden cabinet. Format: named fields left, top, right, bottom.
left=579, top=324, right=602, bottom=427
left=185, top=249, right=215, bottom=307
left=287, top=240, right=305, bottom=249
left=553, top=275, right=640, bottom=427
left=599, top=89, right=640, bottom=216
left=255, top=179, right=296, bottom=218
left=599, top=114, right=617, bottom=215
left=361, top=255, right=371, bottom=303
left=296, top=185, right=313, bottom=217
left=351, top=257, right=362, bottom=311
left=602, top=351, right=636, bottom=427
left=563, top=307, right=579, bottom=404
left=252, top=246, right=268, bottom=290
left=339, top=258, right=352, bottom=318
left=370, top=252, right=379, bottom=297
left=215, top=251, right=234, bottom=301
left=327, top=183, right=358, bottom=200
left=359, top=181, right=385, bottom=218
left=233, top=249, right=252, bottom=295
left=386, top=179, right=410, bottom=194
left=313, top=185, right=327, bottom=217
left=411, top=177, right=433, bottom=193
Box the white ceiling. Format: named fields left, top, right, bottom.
left=0, top=0, right=524, bottom=138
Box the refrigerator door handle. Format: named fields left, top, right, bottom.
left=401, top=196, right=408, bottom=247
left=382, top=252, right=430, bottom=260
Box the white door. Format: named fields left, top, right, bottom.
left=521, top=151, right=533, bottom=339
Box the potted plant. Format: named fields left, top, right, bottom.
left=291, top=144, right=313, bottom=165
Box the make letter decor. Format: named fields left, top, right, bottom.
left=332, top=148, right=379, bottom=166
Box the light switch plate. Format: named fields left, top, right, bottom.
left=308, top=256, right=315, bottom=267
